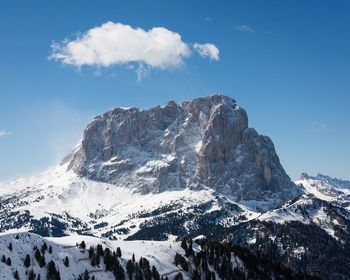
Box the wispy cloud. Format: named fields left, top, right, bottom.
left=49, top=22, right=219, bottom=79
left=235, top=24, right=256, bottom=33
left=193, top=43, right=219, bottom=61
left=0, top=130, right=12, bottom=138
left=312, top=121, right=328, bottom=131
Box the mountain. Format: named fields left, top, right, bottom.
left=296, top=173, right=350, bottom=210
left=68, top=95, right=299, bottom=209
left=0, top=95, right=349, bottom=279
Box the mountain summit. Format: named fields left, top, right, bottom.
left=0, top=95, right=349, bottom=279
left=68, top=95, right=298, bottom=208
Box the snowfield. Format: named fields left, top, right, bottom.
left=0, top=232, right=186, bottom=280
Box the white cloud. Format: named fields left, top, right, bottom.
left=235, top=25, right=255, bottom=33
left=50, top=22, right=219, bottom=78
left=312, top=121, right=328, bottom=130
left=193, top=43, right=219, bottom=61
left=0, top=130, right=12, bottom=138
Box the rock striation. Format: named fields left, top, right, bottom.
left=68, top=95, right=299, bottom=208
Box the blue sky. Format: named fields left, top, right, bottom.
left=0, top=0, right=349, bottom=181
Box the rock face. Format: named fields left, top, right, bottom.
left=68, top=95, right=298, bottom=208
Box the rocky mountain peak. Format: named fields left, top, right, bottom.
left=68, top=94, right=299, bottom=209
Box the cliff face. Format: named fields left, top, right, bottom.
left=68, top=95, right=298, bottom=207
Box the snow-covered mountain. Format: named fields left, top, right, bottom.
left=296, top=173, right=350, bottom=210
left=0, top=95, right=349, bottom=279
left=68, top=95, right=299, bottom=208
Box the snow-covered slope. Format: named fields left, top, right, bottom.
left=0, top=162, right=261, bottom=240
left=296, top=173, right=350, bottom=210
left=0, top=232, right=184, bottom=280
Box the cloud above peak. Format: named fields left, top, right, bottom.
left=235, top=24, right=255, bottom=33
left=0, top=130, right=12, bottom=138
left=50, top=22, right=219, bottom=78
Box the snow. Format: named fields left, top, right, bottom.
left=0, top=160, right=348, bottom=245
left=0, top=164, right=224, bottom=238
left=0, top=232, right=186, bottom=280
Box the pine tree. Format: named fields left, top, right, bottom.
left=186, top=239, right=194, bottom=257
left=37, top=274, right=41, bottom=280
left=126, top=259, right=134, bottom=280
left=63, top=256, right=69, bottom=267
left=8, top=242, right=13, bottom=251
left=28, top=269, right=36, bottom=280
left=181, top=238, right=188, bottom=251
left=91, top=276, right=95, bottom=280
left=24, top=254, right=31, bottom=267
left=83, top=270, right=89, bottom=280
left=13, top=270, right=19, bottom=280
left=152, top=266, right=160, bottom=280
left=47, top=260, right=61, bottom=280
left=39, top=255, right=46, bottom=267
left=1, top=255, right=5, bottom=263
left=88, top=246, right=94, bottom=258
left=115, top=263, right=126, bottom=280
left=41, top=242, right=47, bottom=254
left=97, top=244, right=104, bottom=256
left=96, top=252, right=101, bottom=266
left=80, top=241, right=86, bottom=250
left=116, top=247, right=122, bottom=258
left=34, top=248, right=41, bottom=262
left=15, top=234, right=19, bottom=240
left=174, top=273, right=183, bottom=280
left=132, top=253, right=135, bottom=264
left=191, top=269, right=200, bottom=280
left=134, top=263, right=142, bottom=280
left=48, top=245, right=52, bottom=254
left=174, top=253, right=188, bottom=272
left=6, top=257, right=11, bottom=266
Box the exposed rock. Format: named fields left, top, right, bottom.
left=68, top=95, right=299, bottom=209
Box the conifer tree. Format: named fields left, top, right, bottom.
left=88, top=246, right=94, bottom=258
left=48, top=245, right=52, bottom=254
left=8, top=242, right=13, bottom=251
left=181, top=238, right=188, bottom=251
left=126, top=259, right=134, bottom=280
left=41, top=242, right=47, bottom=254
left=34, top=248, right=41, bottom=262
left=28, top=269, right=36, bottom=280
left=97, top=244, right=103, bottom=256
left=13, top=270, right=19, bottom=280
left=39, top=255, right=46, bottom=267
left=116, top=247, right=122, bottom=258
left=6, top=257, right=11, bottom=266
left=63, top=256, right=69, bottom=267
left=80, top=241, right=86, bottom=250
left=174, top=273, right=183, bottom=280
left=83, top=270, right=89, bottom=280
left=24, top=253, right=31, bottom=268
left=152, top=266, right=160, bottom=280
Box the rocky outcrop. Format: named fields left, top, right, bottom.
left=68, top=95, right=299, bottom=209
